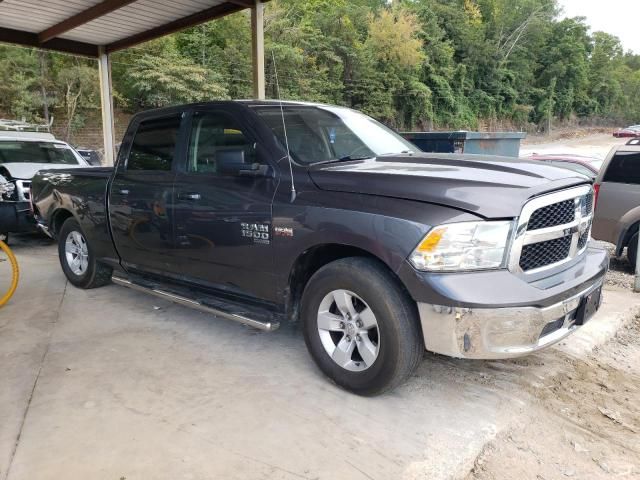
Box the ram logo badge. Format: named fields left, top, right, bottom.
left=241, top=223, right=270, bottom=244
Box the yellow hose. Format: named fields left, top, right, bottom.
left=0, top=240, right=19, bottom=308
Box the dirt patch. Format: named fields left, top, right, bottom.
left=466, top=316, right=640, bottom=480
left=523, top=127, right=614, bottom=146
left=599, top=242, right=635, bottom=291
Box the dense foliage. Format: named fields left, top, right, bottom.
left=1, top=0, right=640, bottom=137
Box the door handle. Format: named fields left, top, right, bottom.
left=118, top=189, right=129, bottom=195
left=178, top=192, right=201, bottom=201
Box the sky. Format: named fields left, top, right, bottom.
left=558, top=0, right=640, bottom=53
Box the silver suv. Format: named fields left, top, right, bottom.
left=592, top=141, right=640, bottom=265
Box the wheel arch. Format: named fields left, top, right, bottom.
left=285, top=243, right=414, bottom=323
left=50, top=208, right=76, bottom=238
left=615, top=207, right=640, bottom=256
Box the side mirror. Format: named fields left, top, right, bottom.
left=216, top=147, right=269, bottom=177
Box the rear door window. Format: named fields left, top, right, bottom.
left=127, top=116, right=181, bottom=171
left=187, top=112, right=256, bottom=174
left=603, top=152, right=640, bottom=184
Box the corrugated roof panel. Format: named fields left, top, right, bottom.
left=0, top=12, right=53, bottom=33
left=0, top=0, right=254, bottom=54
left=0, top=0, right=104, bottom=33
left=60, top=0, right=225, bottom=45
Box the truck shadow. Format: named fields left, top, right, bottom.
left=6, top=232, right=55, bottom=250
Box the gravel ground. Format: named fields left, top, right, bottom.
left=597, top=241, right=636, bottom=291
left=466, top=312, right=640, bottom=480
left=464, top=240, right=640, bottom=480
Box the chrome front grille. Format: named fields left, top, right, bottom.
left=527, top=199, right=575, bottom=230
left=15, top=180, right=31, bottom=201
left=584, top=191, right=593, bottom=215
left=509, top=185, right=594, bottom=274
left=519, top=235, right=572, bottom=271
left=577, top=230, right=589, bottom=250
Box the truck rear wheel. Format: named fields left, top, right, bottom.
left=58, top=217, right=112, bottom=289
left=301, top=257, right=423, bottom=396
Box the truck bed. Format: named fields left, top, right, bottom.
left=31, top=166, right=118, bottom=265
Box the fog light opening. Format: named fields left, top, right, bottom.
left=463, top=333, right=471, bottom=352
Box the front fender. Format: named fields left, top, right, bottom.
left=273, top=191, right=481, bottom=293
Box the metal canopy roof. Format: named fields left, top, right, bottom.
left=0, top=0, right=260, bottom=57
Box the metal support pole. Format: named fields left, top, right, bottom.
left=98, top=46, right=116, bottom=166
left=251, top=0, right=265, bottom=100
left=634, top=232, right=640, bottom=292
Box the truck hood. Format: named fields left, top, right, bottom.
left=307, top=153, right=591, bottom=218
left=0, top=162, right=86, bottom=180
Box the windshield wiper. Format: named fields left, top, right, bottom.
left=312, top=155, right=373, bottom=166
left=378, top=150, right=414, bottom=156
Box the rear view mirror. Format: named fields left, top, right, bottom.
left=217, top=147, right=269, bottom=177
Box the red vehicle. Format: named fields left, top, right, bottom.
left=613, top=125, right=640, bottom=138
left=525, top=153, right=603, bottom=181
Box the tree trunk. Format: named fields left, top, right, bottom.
left=39, top=51, right=50, bottom=126
left=65, top=83, right=82, bottom=142
left=546, top=77, right=556, bottom=137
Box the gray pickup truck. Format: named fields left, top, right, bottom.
left=31, top=100, right=608, bottom=395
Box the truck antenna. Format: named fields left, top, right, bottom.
left=271, top=51, right=296, bottom=203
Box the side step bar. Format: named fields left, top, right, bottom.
left=111, top=276, right=279, bottom=332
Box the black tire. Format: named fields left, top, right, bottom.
left=301, top=257, right=423, bottom=396
left=628, top=232, right=638, bottom=268
left=58, top=217, right=112, bottom=289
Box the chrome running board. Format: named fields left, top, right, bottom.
left=111, top=275, right=279, bottom=332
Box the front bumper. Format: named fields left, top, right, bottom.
left=0, top=201, right=36, bottom=233
left=399, top=246, right=608, bottom=359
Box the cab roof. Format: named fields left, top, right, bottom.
left=0, top=131, right=57, bottom=142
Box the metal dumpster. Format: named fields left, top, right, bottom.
left=401, top=131, right=527, bottom=158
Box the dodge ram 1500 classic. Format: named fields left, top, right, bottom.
left=31, top=100, right=608, bottom=395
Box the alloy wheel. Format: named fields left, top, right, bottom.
left=65, top=231, right=89, bottom=276
left=317, top=289, right=380, bottom=372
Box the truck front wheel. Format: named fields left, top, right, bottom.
left=58, top=217, right=112, bottom=289
left=301, top=257, right=423, bottom=396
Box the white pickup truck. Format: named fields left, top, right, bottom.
left=0, top=131, right=90, bottom=240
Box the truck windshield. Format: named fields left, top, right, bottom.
left=0, top=141, right=81, bottom=165
left=253, top=105, right=418, bottom=165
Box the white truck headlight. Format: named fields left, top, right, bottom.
left=0, top=174, right=15, bottom=201
left=409, top=221, right=513, bottom=272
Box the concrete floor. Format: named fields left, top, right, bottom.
left=1, top=235, right=638, bottom=480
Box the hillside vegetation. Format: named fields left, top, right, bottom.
left=1, top=0, right=640, bottom=138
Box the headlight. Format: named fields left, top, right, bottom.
left=0, top=174, right=15, bottom=201
left=409, top=221, right=513, bottom=271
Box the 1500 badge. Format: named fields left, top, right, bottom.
left=241, top=223, right=270, bottom=244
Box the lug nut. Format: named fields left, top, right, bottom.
left=345, top=335, right=351, bottom=342
left=356, top=320, right=363, bottom=328
left=356, top=334, right=361, bottom=341
left=339, top=322, right=345, bottom=329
